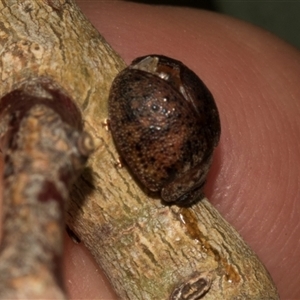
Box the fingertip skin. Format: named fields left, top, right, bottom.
left=76, top=1, right=300, bottom=299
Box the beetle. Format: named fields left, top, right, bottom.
left=108, top=55, right=220, bottom=206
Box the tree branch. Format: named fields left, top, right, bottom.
left=0, top=0, right=279, bottom=299
left=0, top=78, right=93, bottom=299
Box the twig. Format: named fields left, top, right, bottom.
left=0, top=78, right=93, bottom=299
left=0, top=0, right=279, bottom=299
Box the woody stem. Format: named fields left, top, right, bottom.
left=0, top=80, right=93, bottom=299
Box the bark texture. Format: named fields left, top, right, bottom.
left=0, top=0, right=279, bottom=299
left=0, top=100, right=91, bottom=299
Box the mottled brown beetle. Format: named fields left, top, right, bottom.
left=108, top=55, right=220, bottom=206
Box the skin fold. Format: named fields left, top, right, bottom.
left=2, top=1, right=300, bottom=299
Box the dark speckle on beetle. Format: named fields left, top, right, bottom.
left=108, top=54, right=220, bottom=206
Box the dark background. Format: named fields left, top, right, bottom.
left=127, top=0, right=300, bottom=49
